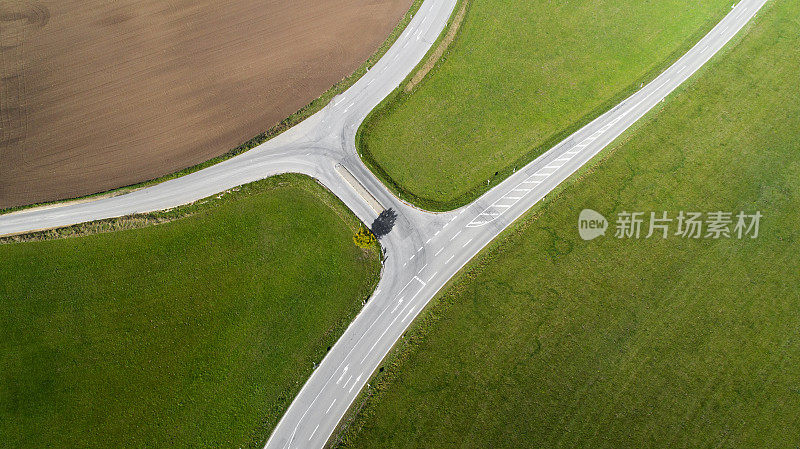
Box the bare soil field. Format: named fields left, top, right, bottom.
left=0, top=0, right=412, bottom=208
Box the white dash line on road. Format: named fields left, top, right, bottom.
left=418, top=247, right=423, bottom=252
left=309, top=424, right=319, bottom=441
left=445, top=255, right=455, bottom=265
left=402, top=306, right=417, bottom=323
left=348, top=374, right=362, bottom=394
left=427, top=271, right=438, bottom=283
left=418, top=264, right=427, bottom=273
left=434, top=248, right=443, bottom=257
left=336, top=365, right=349, bottom=385
left=325, top=399, right=336, bottom=414
left=426, top=238, right=431, bottom=244
left=434, top=230, right=440, bottom=236
left=450, top=230, right=462, bottom=241
left=462, top=238, right=473, bottom=248
left=391, top=297, right=405, bottom=313
left=362, top=306, right=406, bottom=364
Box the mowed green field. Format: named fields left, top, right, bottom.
left=339, top=1, right=800, bottom=447
left=0, top=175, right=380, bottom=448
left=359, top=0, right=732, bottom=210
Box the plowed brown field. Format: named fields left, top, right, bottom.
left=0, top=0, right=412, bottom=208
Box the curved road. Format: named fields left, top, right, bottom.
left=0, top=0, right=768, bottom=447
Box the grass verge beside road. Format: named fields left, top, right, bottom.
left=338, top=1, right=800, bottom=447
left=0, top=174, right=381, bottom=448
left=358, top=0, right=731, bottom=210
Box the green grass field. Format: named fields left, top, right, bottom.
left=338, top=1, right=800, bottom=447
left=359, top=0, right=732, bottom=210
left=0, top=175, right=381, bottom=448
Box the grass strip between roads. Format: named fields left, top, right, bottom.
left=358, top=0, right=733, bottom=211
left=0, top=174, right=381, bottom=449
left=336, top=1, right=800, bottom=447
left=0, top=0, right=424, bottom=216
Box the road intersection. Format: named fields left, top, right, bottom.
left=0, top=0, right=768, bottom=447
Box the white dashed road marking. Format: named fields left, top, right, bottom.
left=402, top=306, right=417, bottom=323
left=348, top=374, right=362, bottom=394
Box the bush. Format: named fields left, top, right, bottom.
left=354, top=226, right=376, bottom=248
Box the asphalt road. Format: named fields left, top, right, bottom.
left=0, top=0, right=768, bottom=447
